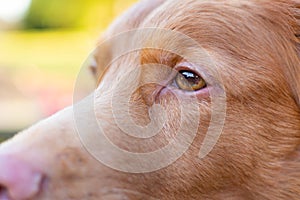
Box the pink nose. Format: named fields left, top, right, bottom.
left=0, top=155, right=44, bottom=200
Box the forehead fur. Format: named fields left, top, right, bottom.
left=97, top=0, right=300, bottom=107
left=141, top=0, right=295, bottom=54
left=138, top=0, right=300, bottom=106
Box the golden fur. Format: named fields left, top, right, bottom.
left=0, top=0, right=300, bottom=199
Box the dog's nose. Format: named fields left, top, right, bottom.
left=0, top=155, right=44, bottom=200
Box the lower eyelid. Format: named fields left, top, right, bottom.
left=159, top=85, right=210, bottom=102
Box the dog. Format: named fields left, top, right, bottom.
left=0, top=0, right=300, bottom=199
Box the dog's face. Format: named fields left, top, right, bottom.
left=0, top=0, right=300, bottom=199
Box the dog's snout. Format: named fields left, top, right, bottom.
left=0, top=155, right=44, bottom=200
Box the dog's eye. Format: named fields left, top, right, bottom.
left=175, top=70, right=206, bottom=91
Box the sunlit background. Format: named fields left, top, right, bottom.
left=0, top=0, right=137, bottom=142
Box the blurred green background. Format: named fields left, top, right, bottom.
left=0, top=0, right=137, bottom=142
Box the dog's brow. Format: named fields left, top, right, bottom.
left=140, top=48, right=182, bottom=67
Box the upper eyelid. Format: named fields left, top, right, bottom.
left=174, top=62, right=205, bottom=78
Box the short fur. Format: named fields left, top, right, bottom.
left=0, top=0, right=300, bottom=199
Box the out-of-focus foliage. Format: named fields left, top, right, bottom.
left=23, top=0, right=117, bottom=30
left=0, top=0, right=137, bottom=140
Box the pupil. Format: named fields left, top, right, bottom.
left=181, top=71, right=200, bottom=84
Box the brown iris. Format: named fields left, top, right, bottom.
left=175, top=70, right=206, bottom=91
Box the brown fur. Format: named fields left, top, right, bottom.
left=0, top=0, right=300, bottom=199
